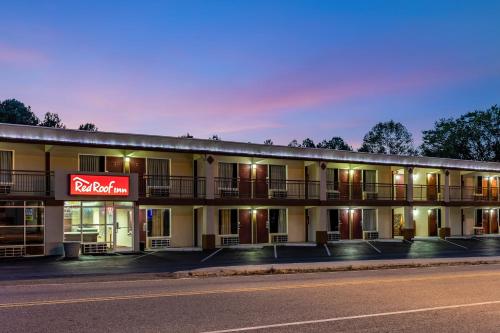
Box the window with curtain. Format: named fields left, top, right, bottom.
left=327, top=209, right=339, bottom=232
left=218, top=163, right=237, bottom=189
left=363, top=170, right=377, bottom=192
left=362, top=209, right=377, bottom=231
left=269, top=209, right=287, bottom=234
left=79, top=155, right=105, bottom=172
left=269, top=165, right=286, bottom=190
left=0, top=151, right=13, bottom=184
left=147, top=158, right=170, bottom=187
left=147, top=209, right=170, bottom=237
left=218, top=209, right=238, bottom=235
left=326, top=168, right=339, bottom=191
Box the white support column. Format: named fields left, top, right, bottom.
left=444, top=170, right=450, bottom=202
left=405, top=167, right=414, bottom=202
left=444, top=206, right=451, bottom=228
left=205, top=155, right=215, bottom=200
left=319, top=162, right=327, bottom=201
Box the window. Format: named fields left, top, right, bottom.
left=327, top=209, right=339, bottom=232
left=475, top=209, right=483, bottom=227
left=362, top=209, right=377, bottom=231
left=0, top=151, right=13, bottom=184
left=147, top=209, right=170, bottom=237
left=147, top=158, right=170, bottom=188
left=476, top=176, right=483, bottom=194
left=363, top=170, right=377, bottom=192
left=79, top=155, right=105, bottom=172
left=326, top=168, right=339, bottom=191
left=218, top=163, right=237, bottom=189
left=269, top=165, right=286, bottom=190
left=0, top=201, right=44, bottom=255
left=219, top=209, right=238, bottom=235
left=269, top=209, right=287, bottom=234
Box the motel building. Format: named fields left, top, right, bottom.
left=0, top=123, right=499, bottom=257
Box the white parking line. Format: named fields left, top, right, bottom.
left=201, top=248, right=223, bottom=263
left=365, top=240, right=382, bottom=254
left=201, top=300, right=500, bottom=332
left=274, top=245, right=277, bottom=259
left=442, top=238, right=468, bottom=250
left=323, top=244, right=331, bottom=256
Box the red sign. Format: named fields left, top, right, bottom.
left=69, top=174, right=130, bottom=196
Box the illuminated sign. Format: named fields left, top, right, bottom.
left=69, top=174, right=129, bottom=196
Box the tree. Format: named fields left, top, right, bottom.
left=209, top=134, right=221, bottom=141
left=358, top=121, right=417, bottom=155
left=78, top=123, right=98, bottom=131
left=301, top=138, right=316, bottom=148
left=317, top=137, right=352, bottom=151
left=263, top=139, right=273, bottom=145
left=180, top=133, right=194, bottom=138
left=421, top=105, right=500, bottom=161
left=40, top=112, right=65, bottom=128
left=288, top=139, right=300, bottom=147
left=0, top=99, right=39, bottom=125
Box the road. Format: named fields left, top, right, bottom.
left=1, top=265, right=500, bottom=332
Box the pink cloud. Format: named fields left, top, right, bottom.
left=0, top=43, right=46, bottom=65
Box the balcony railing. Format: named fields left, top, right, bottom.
left=326, top=182, right=407, bottom=201
left=450, top=186, right=500, bottom=202
left=413, top=185, right=445, bottom=201
left=141, top=175, right=205, bottom=199
left=214, top=178, right=320, bottom=200
left=0, top=170, right=53, bottom=196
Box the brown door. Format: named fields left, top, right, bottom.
left=490, top=209, right=498, bottom=234
left=238, top=209, right=252, bottom=244
left=428, top=209, right=438, bottom=236
left=427, top=174, right=437, bottom=200
left=351, top=209, right=362, bottom=239
left=491, top=177, right=498, bottom=200
left=339, top=209, right=350, bottom=239
left=394, top=173, right=405, bottom=200
left=239, top=164, right=252, bottom=198
left=130, top=157, right=146, bottom=176
left=351, top=170, right=362, bottom=200
left=106, top=156, right=124, bottom=173
left=339, top=170, right=350, bottom=200
left=482, top=177, right=489, bottom=200
left=483, top=209, right=490, bottom=234
left=255, top=165, right=268, bottom=198
left=256, top=209, right=269, bottom=243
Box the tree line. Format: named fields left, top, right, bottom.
left=1, top=99, right=498, bottom=162
left=0, top=99, right=98, bottom=131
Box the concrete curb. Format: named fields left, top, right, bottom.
left=168, top=257, right=500, bottom=279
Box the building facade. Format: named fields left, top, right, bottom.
left=0, top=123, right=499, bottom=257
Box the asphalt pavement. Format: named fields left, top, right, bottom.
left=1, top=264, right=500, bottom=332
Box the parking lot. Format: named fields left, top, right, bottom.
left=2, top=237, right=500, bottom=282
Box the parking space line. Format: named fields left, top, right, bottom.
left=441, top=239, right=468, bottom=250
left=130, top=251, right=157, bottom=261
left=201, top=248, right=223, bottom=263
left=274, top=245, right=278, bottom=259
left=323, top=244, right=331, bottom=256
left=365, top=241, right=382, bottom=254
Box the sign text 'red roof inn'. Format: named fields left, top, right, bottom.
left=69, top=174, right=130, bottom=196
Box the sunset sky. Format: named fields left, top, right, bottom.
left=1, top=0, right=499, bottom=147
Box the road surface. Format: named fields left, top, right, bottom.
left=1, top=264, right=500, bottom=332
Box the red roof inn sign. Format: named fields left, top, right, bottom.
left=69, top=174, right=130, bottom=196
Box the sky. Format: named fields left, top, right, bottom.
left=1, top=0, right=499, bottom=148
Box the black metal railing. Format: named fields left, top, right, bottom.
left=141, top=175, right=205, bottom=199
left=214, top=178, right=320, bottom=200
left=0, top=170, right=53, bottom=196
left=449, top=186, right=500, bottom=202
left=326, top=182, right=407, bottom=200
left=412, top=185, right=445, bottom=201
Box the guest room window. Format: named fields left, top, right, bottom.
left=0, top=150, right=13, bottom=184
left=327, top=209, right=339, bottom=232
left=79, top=155, right=105, bottom=172
left=269, top=209, right=287, bottom=234
left=269, top=165, right=286, bottom=190
left=363, top=170, right=377, bottom=192
left=362, top=209, right=377, bottom=231
left=326, top=168, right=339, bottom=191
left=219, top=209, right=238, bottom=235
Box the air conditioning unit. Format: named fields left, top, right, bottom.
left=219, top=188, right=239, bottom=198
left=148, top=186, right=170, bottom=197
left=0, top=185, right=11, bottom=194
left=271, top=190, right=287, bottom=198
left=363, top=231, right=379, bottom=240
left=327, top=191, right=340, bottom=200
left=364, top=192, right=378, bottom=200
left=327, top=232, right=340, bottom=242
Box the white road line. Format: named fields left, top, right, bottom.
left=201, top=300, right=500, bottom=333
left=201, top=248, right=223, bottom=263
left=130, top=251, right=157, bottom=261
left=442, top=238, right=468, bottom=250
left=273, top=245, right=277, bottom=259
left=323, top=244, right=331, bottom=256
left=365, top=240, right=382, bottom=254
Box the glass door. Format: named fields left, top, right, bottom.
left=114, top=207, right=133, bottom=251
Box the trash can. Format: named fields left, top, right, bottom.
left=63, top=241, right=81, bottom=259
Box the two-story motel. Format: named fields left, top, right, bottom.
left=0, top=123, right=499, bottom=257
